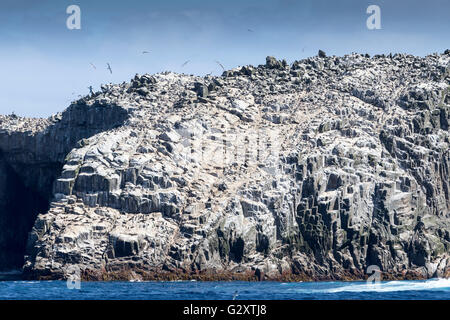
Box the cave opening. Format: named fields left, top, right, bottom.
left=0, top=153, right=61, bottom=271
left=0, top=155, right=57, bottom=271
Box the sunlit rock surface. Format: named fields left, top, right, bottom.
left=1, top=51, right=449, bottom=280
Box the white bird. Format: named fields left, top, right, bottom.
left=232, top=291, right=239, bottom=300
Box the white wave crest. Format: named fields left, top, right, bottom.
left=325, top=278, right=450, bottom=293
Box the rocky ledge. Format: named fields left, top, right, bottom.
left=1, top=51, right=449, bottom=281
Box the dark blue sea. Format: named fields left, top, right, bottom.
left=0, top=277, right=449, bottom=300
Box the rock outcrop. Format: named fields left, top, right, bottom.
left=1, top=51, right=449, bottom=281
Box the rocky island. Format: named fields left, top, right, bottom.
left=0, top=51, right=449, bottom=281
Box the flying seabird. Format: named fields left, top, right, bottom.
left=215, top=60, right=225, bottom=71
left=142, top=51, right=150, bottom=54
left=247, top=28, right=254, bottom=32
left=107, top=63, right=113, bottom=74
left=181, top=60, right=190, bottom=68
left=90, top=63, right=96, bottom=70
left=232, top=291, right=239, bottom=300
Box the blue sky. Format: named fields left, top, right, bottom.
left=0, top=0, right=449, bottom=117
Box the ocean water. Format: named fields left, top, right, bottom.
left=0, top=278, right=449, bottom=300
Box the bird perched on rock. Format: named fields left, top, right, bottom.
left=88, top=86, right=94, bottom=95
left=107, top=63, right=113, bottom=74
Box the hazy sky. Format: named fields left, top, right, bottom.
left=0, top=0, right=449, bottom=117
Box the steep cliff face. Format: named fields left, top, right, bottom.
left=1, top=52, right=449, bottom=280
